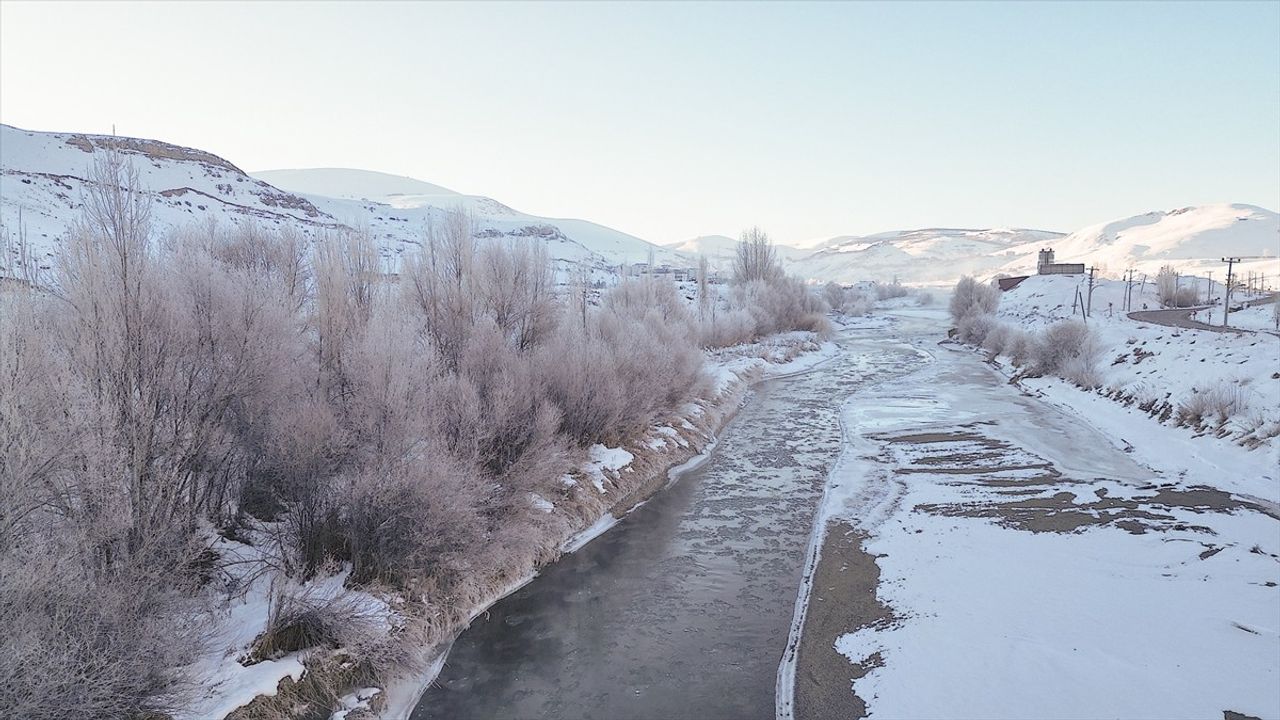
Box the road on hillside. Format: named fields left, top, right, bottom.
left=1127, top=306, right=1239, bottom=333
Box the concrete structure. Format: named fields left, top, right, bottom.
left=1037, top=248, right=1086, bottom=275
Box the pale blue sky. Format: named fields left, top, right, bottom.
left=1, top=1, right=1277, bottom=244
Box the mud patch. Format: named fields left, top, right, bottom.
left=918, top=485, right=1266, bottom=535
left=794, top=522, right=892, bottom=720
left=879, top=426, right=1269, bottom=535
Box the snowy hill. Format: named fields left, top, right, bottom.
left=0, top=125, right=688, bottom=277
left=252, top=168, right=462, bottom=201
left=998, top=204, right=1279, bottom=278
left=0, top=124, right=343, bottom=273
left=789, top=205, right=1279, bottom=287
left=665, top=234, right=810, bottom=269
left=790, top=228, right=1065, bottom=285
left=251, top=167, right=687, bottom=269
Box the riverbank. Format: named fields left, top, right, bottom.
left=178, top=331, right=838, bottom=720
left=789, top=307, right=1280, bottom=719
left=378, top=333, right=842, bottom=719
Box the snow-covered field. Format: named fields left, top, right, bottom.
left=801, top=306, right=1280, bottom=720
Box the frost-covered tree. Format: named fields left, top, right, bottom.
left=732, top=226, right=782, bottom=284
left=949, top=275, right=999, bottom=324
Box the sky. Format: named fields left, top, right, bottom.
left=1, top=1, right=1278, bottom=246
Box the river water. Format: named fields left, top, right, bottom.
left=411, top=316, right=934, bottom=720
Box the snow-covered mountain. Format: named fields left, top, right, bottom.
left=788, top=205, right=1278, bottom=286
left=665, top=234, right=810, bottom=269
left=252, top=167, right=689, bottom=270
left=0, top=124, right=343, bottom=273
left=997, top=203, right=1279, bottom=278
left=789, top=228, right=1065, bottom=285
left=0, top=125, right=687, bottom=277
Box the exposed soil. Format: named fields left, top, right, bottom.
left=793, top=522, right=891, bottom=720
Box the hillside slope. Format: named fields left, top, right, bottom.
left=0, top=125, right=687, bottom=277
left=790, top=228, right=1064, bottom=285
left=252, top=167, right=687, bottom=268
left=665, top=234, right=810, bottom=270
left=0, top=124, right=342, bottom=273
left=998, top=203, right=1279, bottom=277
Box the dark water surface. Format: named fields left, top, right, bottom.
left=411, top=321, right=927, bottom=720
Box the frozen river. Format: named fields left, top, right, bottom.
left=410, top=316, right=931, bottom=720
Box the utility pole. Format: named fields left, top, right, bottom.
left=1222, top=257, right=1241, bottom=327
left=1086, top=266, right=1097, bottom=317
left=1206, top=271, right=1213, bottom=306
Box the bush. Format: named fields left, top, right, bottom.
left=874, top=282, right=909, bottom=301
left=1177, top=382, right=1248, bottom=426
left=0, top=552, right=198, bottom=720
left=958, top=313, right=996, bottom=345
left=1004, top=328, right=1035, bottom=367
left=821, top=282, right=872, bottom=317
left=1156, top=265, right=1200, bottom=308
left=982, top=322, right=1010, bottom=355
left=1032, top=320, right=1100, bottom=387
left=950, top=276, right=999, bottom=324
left=251, top=580, right=388, bottom=663
left=1, top=158, right=841, bottom=716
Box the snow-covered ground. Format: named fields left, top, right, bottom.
left=179, top=532, right=398, bottom=720
left=798, top=306, right=1280, bottom=720
left=994, top=274, right=1280, bottom=472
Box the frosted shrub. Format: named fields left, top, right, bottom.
left=982, top=322, right=1010, bottom=355
left=730, top=276, right=830, bottom=338
left=915, top=291, right=935, bottom=306
left=1060, top=346, right=1102, bottom=388
left=1032, top=320, right=1099, bottom=382
left=820, top=282, right=873, bottom=317
left=1003, top=328, right=1035, bottom=367
left=1155, top=265, right=1199, bottom=308
left=823, top=281, right=846, bottom=309
left=950, top=275, right=999, bottom=324
left=1177, top=381, right=1249, bottom=427
left=342, top=455, right=483, bottom=587
left=0, top=552, right=197, bottom=720
left=957, top=313, right=996, bottom=345
left=700, top=307, right=757, bottom=347
left=874, top=281, right=909, bottom=300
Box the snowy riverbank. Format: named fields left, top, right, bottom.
left=786, top=306, right=1280, bottom=720
left=179, top=329, right=837, bottom=720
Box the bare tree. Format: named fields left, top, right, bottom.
left=697, top=255, right=711, bottom=321
left=731, top=226, right=782, bottom=284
